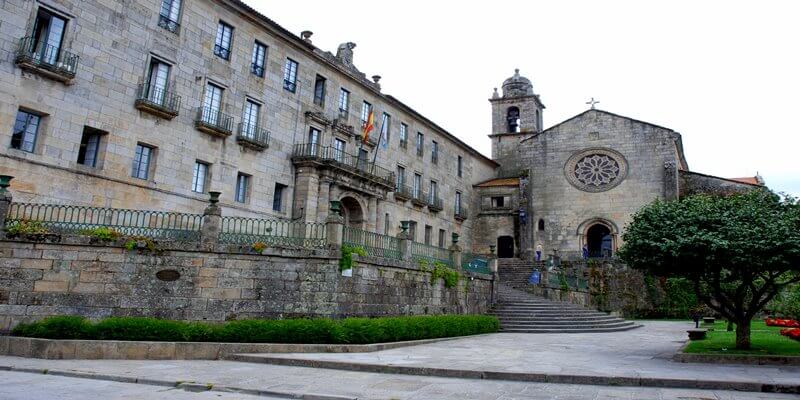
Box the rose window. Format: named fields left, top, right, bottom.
left=574, top=155, right=620, bottom=187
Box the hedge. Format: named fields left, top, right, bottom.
left=11, top=315, right=499, bottom=344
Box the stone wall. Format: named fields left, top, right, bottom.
left=679, top=171, right=760, bottom=197
left=0, top=238, right=495, bottom=331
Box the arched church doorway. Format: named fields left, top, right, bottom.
left=340, top=196, right=364, bottom=228
left=587, top=224, right=613, bottom=258
left=497, top=236, right=514, bottom=258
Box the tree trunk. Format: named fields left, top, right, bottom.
left=734, top=319, right=751, bottom=350
left=727, top=320, right=734, bottom=332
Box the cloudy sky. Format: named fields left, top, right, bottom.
left=249, top=0, right=799, bottom=196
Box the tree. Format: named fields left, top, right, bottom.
left=618, top=190, right=800, bottom=349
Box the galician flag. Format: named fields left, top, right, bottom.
left=362, top=110, right=375, bottom=142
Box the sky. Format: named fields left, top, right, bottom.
left=247, top=0, right=799, bottom=196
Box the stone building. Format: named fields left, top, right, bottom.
left=0, top=0, right=497, bottom=251
left=474, top=70, right=764, bottom=260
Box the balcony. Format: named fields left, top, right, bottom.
left=416, top=147, right=424, bottom=157
left=291, top=144, right=395, bottom=190
left=251, top=63, right=265, bottom=77
left=15, top=37, right=78, bottom=84
left=431, top=153, right=439, bottom=165
left=195, top=107, right=233, bottom=138
left=135, top=83, right=181, bottom=119
left=428, top=196, right=443, bottom=212
left=455, top=207, right=468, bottom=221
left=214, top=44, right=230, bottom=60
left=236, top=123, right=270, bottom=151
left=399, top=140, right=407, bottom=149
left=157, top=14, right=180, bottom=33
left=284, top=79, right=297, bottom=93
left=411, top=190, right=427, bottom=207
left=394, top=184, right=412, bottom=201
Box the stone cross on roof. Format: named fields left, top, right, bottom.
left=586, top=97, right=600, bottom=109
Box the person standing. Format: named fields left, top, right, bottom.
left=582, top=245, right=589, bottom=260
left=535, top=243, right=543, bottom=262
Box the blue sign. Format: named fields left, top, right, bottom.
left=528, top=270, right=540, bottom=284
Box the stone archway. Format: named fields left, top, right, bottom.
left=577, top=218, right=618, bottom=258
left=340, top=196, right=365, bottom=228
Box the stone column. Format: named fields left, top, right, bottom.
left=200, top=191, right=222, bottom=248
left=664, top=161, right=679, bottom=200
left=293, top=169, right=320, bottom=223
left=397, top=220, right=412, bottom=263
left=325, top=200, right=344, bottom=249
left=0, top=175, right=13, bottom=234
left=366, top=196, right=378, bottom=232
left=318, top=179, right=332, bottom=221
left=449, top=232, right=462, bottom=270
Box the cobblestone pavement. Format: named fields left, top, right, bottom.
left=236, top=321, right=800, bottom=387
left=0, top=356, right=796, bottom=400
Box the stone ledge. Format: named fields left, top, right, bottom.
left=0, top=335, right=466, bottom=360
left=673, top=350, right=800, bottom=366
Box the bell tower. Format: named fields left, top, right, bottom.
left=489, top=69, right=545, bottom=166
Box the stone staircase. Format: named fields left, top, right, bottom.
left=490, top=284, right=641, bottom=333
left=496, top=258, right=543, bottom=287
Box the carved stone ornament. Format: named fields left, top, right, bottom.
left=564, top=148, right=628, bottom=192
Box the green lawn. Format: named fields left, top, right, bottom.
left=684, top=320, right=800, bottom=356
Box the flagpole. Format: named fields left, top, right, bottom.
left=371, top=114, right=385, bottom=165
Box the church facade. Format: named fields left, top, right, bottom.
left=0, top=0, right=761, bottom=261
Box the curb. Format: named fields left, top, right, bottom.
left=673, top=341, right=800, bottom=366
left=225, top=354, right=800, bottom=394
left=0, top=365, right=358, bottom=400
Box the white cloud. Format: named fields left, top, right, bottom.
left=247, top=0, right=800, bottom=196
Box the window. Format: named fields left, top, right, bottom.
left=491, top=196, right=506, bottom=208
left=146, top=58, right=171, bottom=106
left=214, top=21, right=233, bottom=60
left=357, top=148, right=368, bottom=171
left=384, top=213, right=390, bottom=235
left=424, top=225, right=432, bottom=245
left=360, top=101, right=372, bottom=127
left=235, top=173, right=250, bottom=203
left=507, top=106, right=520, bottom=133
left=308, top=127, right=320, bottom=156
left=273, top=183, right=287, bottom=211
left=158, top=0, right=181, bottom=32
left=241, top=99, right=261, bottom=138
left=396, top=165, right=405, bottom=189
left=192, top=161, right=209, bottom=193
left=429, top=180, right=438, bottom=202
left=431, top=141, right=438, bottom=164
left=334, top=138, right=346, bottom=162
left=538, top=219, right=545, bottom=231
left=201, top=83, right=224, bottom=125
left=408, top=221, right=417, bottom=242
left=457, top=155, right=463, bottom=178
left=455, top=191, right=462, bottom=214
left=11, top=110, right=41, bottom=153
left=313, top=75, right=326, bottom=107
left=132, top=143, right=154, bottom=180
left=380, top=113, right=391, bottom=142
left=32, top=8, right=67, bottom=66
left=77, top=126, right=104, bottom=167
left=438, top=229, right=446, bottom=248
left=399, top=123, right=408, bottom=148
left=338, top=88, right=350, bottom=118
left=416, top=132, right=424, bottom=157
left=283, top=58, right=298, bottom=92
left=251, top=41, right=267, bottom=77
left=413, top=173, right=422, bottom=198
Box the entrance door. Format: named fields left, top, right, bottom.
left=587, top=224, right=613, bottom=258
left=497, top=236, right=514, bottom=258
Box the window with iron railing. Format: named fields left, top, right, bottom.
left=214, top=21, right=233, bottom=60
left=314, top=75, right=326, bottom=107
left=283, top=58, right=298, bottom=92
left=251, top=41, right=266, bottom=77
left=158, top=0, right=181, bottom=33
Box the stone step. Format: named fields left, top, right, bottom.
left=499, top=321, right=634, bottom=329
left=500, top=325, right=642, bottom=333
left=495, top=316, right=623, bottom=323
left=491, top=310, right=608, bottom=316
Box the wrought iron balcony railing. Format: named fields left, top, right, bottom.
left=394, top=184, right=413, bottom=201
left=214, top=44, right=230, bottom=60
left=236, top=123, right=270, bottom=150
left=291, top=144, right=395, bottom=187
left=427, top=196, right=443, bottom=212
left=284, top=79, right=297, bottom=93
left=455, top=207, right=468, bottom=221
left=431, top=153, right=439, bottom=164
left=135, top=83, right=181, bottom=119
left=416, top=147, right=424, bottom=157
left=399, top=140, right=407, bottom=149
left=15, top=37, right=78, bottom=83
left=195, top=107, right=234, bottom=137
left=158, top=14, right=180, bottom=33
left=251, top=63, right=265, bottom=77
left=411, top=190, right=428, bottom=207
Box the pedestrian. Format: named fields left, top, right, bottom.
left=535, top=243, right=543, bottom=262
left=582, top=245, right=589, bottom=260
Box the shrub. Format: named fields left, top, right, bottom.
left=769, top=284, right=800, bottom=320
left=430, top=262, right=461, bottom=288
left=5, top=220, right=49, bottom=236
left=12, top=315, right=499, bottom=344
left=339, top=245, right=367, bottom=271
left=79, top=227, right=121, bottom=241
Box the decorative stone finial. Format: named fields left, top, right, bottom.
left=514, top=68, right=520, bottom=75
left=492, top=88, right=499, bottom=99
left=371, top=75, right=381, bottom=84
left=336, top=42, right=357, bottom=67
left=0, top=175, right=13, bottom=193
left=301, top=30, right=313, bottom=43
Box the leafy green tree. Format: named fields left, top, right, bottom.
left=618, top=190, right=800, bottom=349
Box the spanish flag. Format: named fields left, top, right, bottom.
left=362, top=111, right=375, bottom=142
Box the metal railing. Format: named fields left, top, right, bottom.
left=427, top=196, right=443, bottom=211
left=399, top=140, right=407, bottom=149
left=5, top=203, right=202, bottom=241
left=461, top=252, right=491, bottom=274
left=219, top=216, right=326, bottom=248
left=394, top=184, right=413, bottom=200
left=214, top=44, right=230, bottom=60
left=342, top=226, right=402, bottom=260
left=135, top=83, right=181, bottom=115
left=431, top=153, right=438, bottom=164
left=416, top=147, right=423, bottom=157
left=284, top=79, right=297, bottom=92
left=195, top=107, right=234, bottom=134
left=158, top=14, right=180, bottom=33
left=455, top=207, right=468, bottom=220
left=16, top=37, right=78, bottom=77
left=237, top=123, right=270, bottom=148
left=251, top=63, right=265, bottom=77
left=291, top=144, right=395, bottom=186
left=547, top=269, right=590, bottom=291
left=411, top=189, right=427, bottom=205
left=411, top=241, right=452, bottom=267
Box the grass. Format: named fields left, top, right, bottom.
left=684, top=320, right=800, bottom=356
left=12, top=315, right=500, bottom=344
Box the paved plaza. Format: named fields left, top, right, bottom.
left=1, top=321, right=798, bottom=399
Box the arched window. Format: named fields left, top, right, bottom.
left=537, top=219, right=545, bottom=231
left=506, top=107, right=520, bottom=133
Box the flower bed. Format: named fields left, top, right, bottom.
left=766, top=318, right=800, bottom=328
left=780, top=328, right=800, bottom=341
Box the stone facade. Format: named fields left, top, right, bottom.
left=0, top=0, right=496, bottom=254
left=0, top=238, right=494, bottom=331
